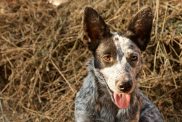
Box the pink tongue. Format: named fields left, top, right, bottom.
left=113, top=93, right=130, bottom=109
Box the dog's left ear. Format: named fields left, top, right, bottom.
left=126, top=7, right=153, bottom=51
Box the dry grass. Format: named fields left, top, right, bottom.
left=0, top=0, right=181, bottom=121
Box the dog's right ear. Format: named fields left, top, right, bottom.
left=83, top=7, right=111, bottom=52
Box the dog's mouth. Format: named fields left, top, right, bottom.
left=113, top=92, right=130, bottom=109
left=107, top=88, right=131, bottom=109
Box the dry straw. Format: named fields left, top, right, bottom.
left=0, top=0, right=181, bottom=121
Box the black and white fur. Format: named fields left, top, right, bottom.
left=75, top=7, right=164, bottom=122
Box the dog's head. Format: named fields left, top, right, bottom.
left=83, top=7, right=153, bottom=109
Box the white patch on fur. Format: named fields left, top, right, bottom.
left=113, top=33, right=134, bottom=57
left=49, top=0, right=68, bottom=6
left=100, top=33, right=140, bottom=93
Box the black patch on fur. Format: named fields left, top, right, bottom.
left=83, top=7, right=111, bottom=52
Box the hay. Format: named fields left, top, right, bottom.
left=0, top=0, right=181, bottom=121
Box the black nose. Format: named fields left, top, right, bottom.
left=118, top=80, right=132, bottom=93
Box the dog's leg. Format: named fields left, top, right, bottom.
left=75, top=114, right=92, bottom=122
left=75, top=88, right=95, bottom=122
left=75, top=72, right=97, bottom=122
left=75, top=95, right=94, bottom=122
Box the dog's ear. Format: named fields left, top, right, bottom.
left=83, top=7, right=111, bottom=51
left=126, top=7, right=153, bottom=51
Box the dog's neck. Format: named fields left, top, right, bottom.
left=87, top=59, right=140, bottom=119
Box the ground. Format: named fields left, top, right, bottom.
left=0, top=0, right=181, bottom=122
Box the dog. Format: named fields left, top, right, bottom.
left=75, top=7, right=164, bottom=122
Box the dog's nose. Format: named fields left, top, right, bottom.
left=118, top=80, right=132, bottom=93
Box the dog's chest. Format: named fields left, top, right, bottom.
left=94, top=106, right=135, bottom=122
left=94, top=96, right=137, bottom=122
left=93, top=99, right=117, bottom=121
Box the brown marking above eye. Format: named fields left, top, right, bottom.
left=102, top=54, right=113, bottom=63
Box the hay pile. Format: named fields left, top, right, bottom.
left=0, top=0, right=181, bottom=121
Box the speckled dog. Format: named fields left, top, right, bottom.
left=75, top=7, right=164, bottom=122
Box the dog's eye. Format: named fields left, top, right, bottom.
left=130, top=55, right=138, bottom=61
left=102, top=54, right=113, bottom=62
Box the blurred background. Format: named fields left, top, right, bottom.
left=0, top=0, right=181, bottom=121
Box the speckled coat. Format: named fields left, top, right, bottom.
left=75, top=60, right=163, bottom=122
